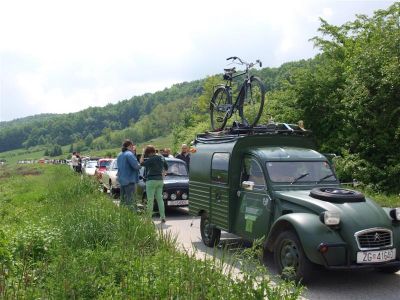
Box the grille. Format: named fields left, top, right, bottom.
left=355, top=228, right=393, bottom=250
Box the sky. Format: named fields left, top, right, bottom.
left=0, top=0, right=396, bottom=122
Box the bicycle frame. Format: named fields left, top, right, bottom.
left=224, top=70, right=252, bottom=121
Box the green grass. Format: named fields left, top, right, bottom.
left=0, top=164, right=303, bottom=299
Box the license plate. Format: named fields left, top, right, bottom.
left=357, top=248, right=396, bottom=263
left=167, top=200, right=189, bottom=206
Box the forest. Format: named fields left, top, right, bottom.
left=0, top=3, right=399, bottom=192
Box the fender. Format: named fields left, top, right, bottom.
left=382, top=208, right=400, bottom=254
left=266, top=213, right=346, bottom=266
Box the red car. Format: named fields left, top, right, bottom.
left=94, top=158, right=113, bottom=180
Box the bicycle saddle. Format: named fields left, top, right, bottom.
left=224, top=67, right=236, bottom=74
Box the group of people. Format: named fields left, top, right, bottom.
left=116, top=139, right=191, bottom=223
left=71, top=152, right=82, bottom=173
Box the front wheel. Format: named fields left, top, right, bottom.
left=239, top=76, right=265, bottom=127
left=210, top=87, right=231, bottom=131
left=273, top=230, right=313, bottom=283
left=200, top=213, right=221, bottom=247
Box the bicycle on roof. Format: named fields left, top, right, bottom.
left=209, top=56, right=266, bottom=131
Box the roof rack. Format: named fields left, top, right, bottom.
left=194, top=122, right=311, bottom=144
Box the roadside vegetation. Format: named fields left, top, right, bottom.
left=0, top=164, right=303, bottom=299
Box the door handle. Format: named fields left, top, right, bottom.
left=215, top=193, right=222, bottom=202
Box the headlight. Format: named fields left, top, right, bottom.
left=181, top=193, right=188, bottom=200
left=170, top=193, right=177, bottom=200
left=162, top=192, right=168, bottom=200
left=320, top=211, right=340, bottom=226
left=390, top=208, right=400, bottom=221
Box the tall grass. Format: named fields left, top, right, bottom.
left=0, top=164, right=303, bottom=299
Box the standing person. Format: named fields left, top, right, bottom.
left=140, top=145, right=168, bottom=223
left=175, top=144, right=191, bottom=170
left=76, top=152, right=82, bottom=173
left=163, top=148, right=174, bottom=158
left=116, top=140, right=141, bottom=210
left=71, top=152, right=78, bottom=171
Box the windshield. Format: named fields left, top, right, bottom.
left=87, top=161, right=97, bottom=168
left=100, top=160, right=112, bottom=167
left=166, top=161, right=188, bottom=176
left=266, top=161, right=336, bottom=183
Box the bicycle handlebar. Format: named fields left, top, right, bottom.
left=226, top=56, right=262, bottom=68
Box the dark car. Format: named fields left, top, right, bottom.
left=136, top=157, right=189, bottom=208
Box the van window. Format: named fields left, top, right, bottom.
left=211, top=153, right=230, bottom=184
left=241, top=156, right=266, bottom=190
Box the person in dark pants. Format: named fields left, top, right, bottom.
left=175, top=144, right=191, bottom=170
left=140, top=145, right=168, bottom=223
left=116, top=140, right=141, bottom=210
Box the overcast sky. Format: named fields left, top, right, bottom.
left=0, top=0, right=396, bottom=122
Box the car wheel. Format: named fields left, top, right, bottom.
left=376, top=265, right=400, bottom=273
left=274, top=230, right=313, bottom=283
left=110, top=187, right=119, bottom=199
left=200, top=212, right=221, bottom=247
left=102, top=185, right=108, bottom=193
left=309, top=187, right=365, bottom=203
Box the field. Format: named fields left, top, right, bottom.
left=0, top=135, right=175, bottom=165
left=0, top=164, right=302, bottom=299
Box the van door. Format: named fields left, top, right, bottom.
left=210, top=153, right=230, bottom=231
left=234, top=155, right=272, bottom=239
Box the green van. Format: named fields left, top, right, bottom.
left=189, top=123, right=400, bottom=281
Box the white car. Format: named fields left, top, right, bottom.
left=83, top=160, right=98, bottom=176
left=101, top=159, right=119, bottom=198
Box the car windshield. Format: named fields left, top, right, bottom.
left=100, top=160, right=112, bottom=167
left=166, top=161, right=188, bottom=176
left=266, top=161, right=336, bottom=183
left=87, top=161, right=97, bottom=168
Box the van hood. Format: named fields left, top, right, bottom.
left=274, top=190, right=392, bottom=230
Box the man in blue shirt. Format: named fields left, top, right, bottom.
left=117, top=139, right=141, bottom=210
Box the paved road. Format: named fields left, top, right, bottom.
left=156, top=207, right=400, bottom=300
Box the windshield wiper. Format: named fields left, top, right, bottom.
left=291, top=172, right=310, bottom=184
left=316, top=174, right=335, bottom=184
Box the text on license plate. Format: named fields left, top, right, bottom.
left=167, top=200, right=189, bottom=206
left=357, top=248, right=396, bottom=263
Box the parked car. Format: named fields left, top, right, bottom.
left=94, top=158, right=113, bottom=180
left=101, top=159, right=119, bottom=198
left=83, top=160, right=98, bottom=176
left=136, top=157, right=189, bottom=209
left=189, top=123, right=400, bottom=282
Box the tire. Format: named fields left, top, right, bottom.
left=210, top=87, right=231, bottom=131
left=239, top=76, right=265, bottom=127
left=309, top=187, right=365, bottom=203
left=200, top=212, right=221, bottom=247
left=110, top=187, right=119, bottom=199
left=273, top=230, right=313, bottom=283
left=376, top=265, right=400, bottom=273
left=102, top=185, right=108, bottom=193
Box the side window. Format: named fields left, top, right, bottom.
left=241, top=156, right=266, bottom=190
left=211, top=153, right=230, bottom=184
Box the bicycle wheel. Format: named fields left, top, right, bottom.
left=239, top=76, right=266, bottom=127
left=210, top=87, right=231, bottom=131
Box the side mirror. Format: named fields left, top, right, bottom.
left=241, top=181, right=254, bottom=191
